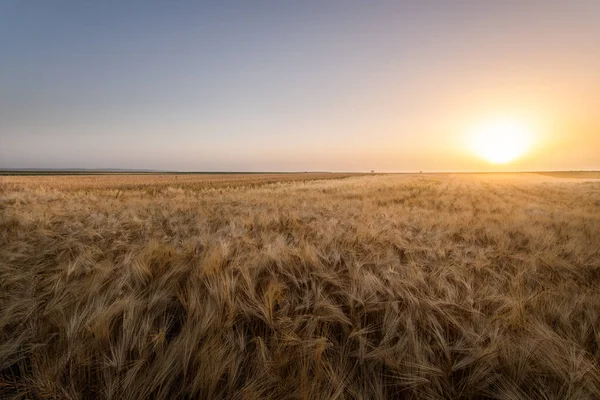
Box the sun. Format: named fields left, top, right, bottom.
left=470, top=118, right=533, bottom=164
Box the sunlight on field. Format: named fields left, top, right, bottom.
left=1, top=173, right=600, bottom=398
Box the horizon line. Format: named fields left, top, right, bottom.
left=1, top=168, right=599, bottom=176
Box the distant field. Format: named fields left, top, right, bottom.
left=1, top=173, right=599, bottom=399
left=531, top=171, right=600, bottom=179
left=0, top=170, right=346, bottom=176
left=1, top=172, right=360, bottom=190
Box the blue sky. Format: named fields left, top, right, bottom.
left=1, top=1, right=599, bottom=171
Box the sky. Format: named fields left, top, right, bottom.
left=1, top=1, right=599, bottom=172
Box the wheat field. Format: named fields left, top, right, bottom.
left=1, top=173, right=599, bottom=399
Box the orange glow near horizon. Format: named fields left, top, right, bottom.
left=468, top=118, right=535, bottom=164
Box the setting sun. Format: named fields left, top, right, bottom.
left=470, top=119, right=533, bottom=164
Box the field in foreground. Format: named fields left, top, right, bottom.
left=1, top=173, right=600, bottom=399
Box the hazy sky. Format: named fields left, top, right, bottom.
left=1, top=1, right=599, bottom=171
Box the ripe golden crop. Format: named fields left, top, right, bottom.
left=1, top=173, right=599, bottom=399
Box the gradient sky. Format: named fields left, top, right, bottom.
left=1, top=1, right=599, bottom=171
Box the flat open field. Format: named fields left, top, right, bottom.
left=1, top=173, right=600, bottom=399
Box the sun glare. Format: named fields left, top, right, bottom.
left=470, top=119, right=533, bottom=164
